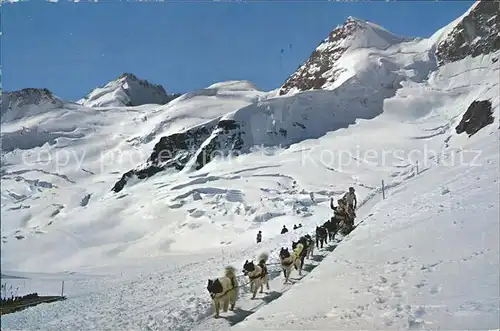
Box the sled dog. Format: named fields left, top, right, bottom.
left=242, top=252, right=270, bottom=299
left=304, top=234, right=314, bottom=258
left=206, top=266, right=238, bottom=318
left=279, top=246, right=302, bottom=283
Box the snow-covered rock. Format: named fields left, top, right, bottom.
left=77, top=73, right=180, bottom=107
left=279, top=16, right=411, bottom=95
left=435, top=1, right=499, bottom=66
left=1, top=88, right=64, bottom=123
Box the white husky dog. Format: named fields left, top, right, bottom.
left=279, top=245, right=303, bottom=283
left=242, top=252, right=269, bottom=299
left=206, top=266, right=238, bottom=318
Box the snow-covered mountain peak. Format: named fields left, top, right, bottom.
left=435, top=0, right=499, bottom=66
left=117, top=72, right=141, bottom=81
left=1, top=88, right=64, bottom=123
left=337, top=16, right=407, bottom=49
left=279, top=16, right=410, bottom=95
left=78, top=73, right=180, bottom=108
left=206, top=80, right=260, bottom=91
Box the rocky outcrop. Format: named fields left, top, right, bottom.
left=111, top=119, right=218, bottom=192
left=189, top=119, right=244, bottom=171
left=110, top=117, right=247, bottom=192
left=436, top=1, right=500, bottom=66
left=455, top=100, right=494, bottom=137
left=279, top=17, right=408, bottom=96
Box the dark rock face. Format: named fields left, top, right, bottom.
left=279, top=20, right=356, bottom=96
left=436, top=1, right=500, bottom=66
left=110, top=117, right=247, bottom=192
left=455, top=100, right=494, bottom=137
left=111, top=164, right=166, bottom=193
left=111, top=120, right=218, bottom=193
left=191, top=120, right=244, bottom=171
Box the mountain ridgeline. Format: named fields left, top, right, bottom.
left=0, top=2, right=496, bottom=194
left=110, top=0, right=499, bottom=193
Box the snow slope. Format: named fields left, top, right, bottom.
left=234, top=138, right=499, bottom=331
left=1, top=81, right=269, bottom=271
left=231, top=36, right=499, bottom=331
left=1, top=2, right=499, bottom=330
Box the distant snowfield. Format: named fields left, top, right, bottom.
left=1, top=13, right=499, bottom=331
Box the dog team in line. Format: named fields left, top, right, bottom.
left=206, top=187, right=357, bottom=318
left=257, top=187, right=357, bottom=243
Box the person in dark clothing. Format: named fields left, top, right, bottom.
left=256, top=231, right=262, bottom=243
left=281, top=225, right=289, bottom=234
left=293, top=224, right=298, bottom=230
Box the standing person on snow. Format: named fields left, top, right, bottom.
left=281, top=225, right=289, bottom=234
left=256, top=231, right=262, bottom=243
left=343, top=187, right=357, bottom=218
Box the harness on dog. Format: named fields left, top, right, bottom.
left=249, top=270, right=265, bottom=280
left=249, top=273, right=263, bottom=280
left=281, top=258, right=293, bottom=266
left=249, top=263, right=268, bottom=280
left=292, top=243, right=303, bottom=257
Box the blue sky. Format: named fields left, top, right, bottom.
left=3, top=0, right=474, bottom=101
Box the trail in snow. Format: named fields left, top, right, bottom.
left=189, top=188, right=383, bottom=331
left=190, top=239, right=341, bottom=331
left=231, top=142, right=500, bottom=331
